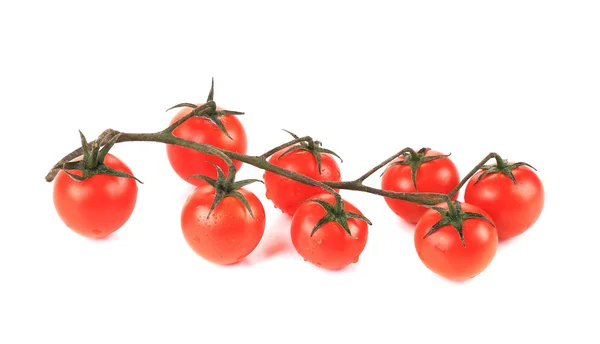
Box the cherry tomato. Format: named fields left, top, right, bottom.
left=166, top=104, right=247, bottom=186
left=464, top=164, right=544, bottom=240
left=180, top=184, right=266, bottom=265
left=290, top=194, right=369, bottom=270
left=53, top=153, right=138, bottom=239
left=381, top=149, right=460, bottom=224
left=264, top=148, right=341, bottom=216
left=414, top=202, right=497, bottom=281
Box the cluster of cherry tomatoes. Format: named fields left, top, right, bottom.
left=52, top=103, right=545, bottom=282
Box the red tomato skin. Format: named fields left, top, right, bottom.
left=180, top=185, right=266, bottom=265
left=264, top=149, right=341, bottom=216
left=166, top=104, right=247, bottom=186
left=414, top=202, right=498, bottom=281
left=290, top=194, right=368, bottom=270
left=52, top=154, right=138, bottom=239
left=464, top=165, right=544, bottom=240
left=381, top=150, right=460, bottom=224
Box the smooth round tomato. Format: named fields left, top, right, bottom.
left=381, top=149, right=460, bottom=224
left=180, top=185, right=266, bottom=265
left=53, top=153, right=138, bottom=239
left=414, top=202, right=497, bottom=281
left=290, top=194, right=369, bottom=270
left=166, top=104, right=247, bottom=186
left=464, top=165, right=544, bottom=240
left=264, top=148, right=341, bottom=216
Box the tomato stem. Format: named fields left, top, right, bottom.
left=447, top=152, right=502, bottom=199
left=406, top=147, right=421, bottom=162
left=44, top=80, right=514, bottom=214
left=494, top=154, right=507, bottom=170
left=259, top=134, right=314, bottom=159
left=45, top=129, right=448, bottom=207
left=446, top=198, right=459, bottom=218
left=355, top=147, right=413, bottom=183
left=163, top=102, right=216, bottom=134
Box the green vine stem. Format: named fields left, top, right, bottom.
left=45, top=126, right=453, bottom=208
left=44, top=87, right=505, bottom=211
left=447, top=152, right=502, bottom=199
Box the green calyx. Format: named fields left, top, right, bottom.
left=304, top=197, right=372, bottom=237
left=166, top=78, right=244, bottom=139
left=187, top=163, right=263, bottom=219
left=475, top=155, right=537, bottom=185
left=278, top=130, right=343, bottom=175
left=383, top=147, right=450, bottom=190
left=61, top=131, right=142, bottom=183
left=423, top=200, right=494, bottom=247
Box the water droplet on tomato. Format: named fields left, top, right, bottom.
left=352, top=256, right=359, bottom=263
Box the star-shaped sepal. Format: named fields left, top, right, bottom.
left=61, top=131, right=142, bottom=183
left=166, top=78, right=244, bottom=139
left=278, top=130, right=343, bottom=175
left=422, top=201, right=495, bottom=247
left=474, top=159, right=537, bottom=185
left=304, top=197, right=372, bottom=237
left=383, top=147, right=451, bottom=190
left=187, top=163, right=264, bottom=219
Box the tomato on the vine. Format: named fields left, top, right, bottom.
left=53, top=153, right=138, bottom=239
left=166, top=103, right=247, bottom=186
left=264, top=132, right=342, bottom=216
left=464, top=160, right=544, bottom=240
left=381, top=148, right=460, bottom=224
left=290, top=193, right=370, bottom=270
left=414, top=201, right=497, bottom=281
left=180, top=176, right=266, bottom=265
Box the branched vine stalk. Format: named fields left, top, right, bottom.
left=44, top=83, right=507, bottom=220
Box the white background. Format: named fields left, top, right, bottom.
left=1, top=1, right=599, bottom=343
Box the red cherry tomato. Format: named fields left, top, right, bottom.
left=414, top=202, right=498, bottom=281
left=180, top=184, right=266, bottom=265
left=53, top=153, right=138, bottom=239
left=381, top=149, right=460, bottom=224
left=290, top=194, right=369, bottom=270
left=166, top=104, right=247, bottom=186
left=465, top=164, right=544, bottom=240
left=264, top=148, right=341, bottom=216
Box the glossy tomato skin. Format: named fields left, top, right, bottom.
left=52, top=154, right=138, bottom=239
left=290, top=194, right=368, bottom=270
left=180, top=185, right=266, bottom=265
left=381, top=150, right=460, bottom=224
left=464, top=165, right=544, bottom=240
left=166, top=104, right=247, bottom=186
left=414, top=202, right=498, bottom=281
left=264, top=149, right=341, bottom=216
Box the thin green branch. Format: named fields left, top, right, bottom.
left=447, top=152, right=500, bottom=199
left=354, top=147, right=412, bottom=183
left=259, top=136, right=313, bottom=159
left=46, top=115, right=504, bottom=208
left=45, top=129, right=452, bottom=206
